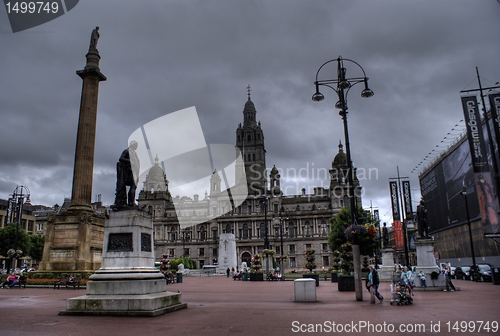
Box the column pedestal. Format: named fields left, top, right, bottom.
left=379, top=248, right=395, bottom=281
left=60, top=210, right=187, bottom=316
left=414, top=238, right=445, bottom=288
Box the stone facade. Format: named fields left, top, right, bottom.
left=139, top=91, right=362, bottom=273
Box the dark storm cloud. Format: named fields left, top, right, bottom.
left=1, top=0, right=500, bottom=224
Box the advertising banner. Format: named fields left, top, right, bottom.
left=402, top=180, right=414, bottom=228
left=462, top=95, right=499, bottom=236
left=488, top=92, right=500, bottom=166
left=389, top=181, right=404, bottom=250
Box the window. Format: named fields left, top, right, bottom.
left=290, top=257, right=296, bottom=268
left=289, top=244, right=296, bottom=254
left=36, top=223, right=43, bottom=232
left=321, top=220, right=329, bottom=236
left=199, top=226, right=207, bottom=241
left=288, top=223, right=295, bottom=238
left=305, top=244, right=312, bottom=249
left=199, top=248, right=205, bottom=257
left=170, top=227, right=177, bottom=242
left=183, top=248, right=190, bottom=257
left=242, top=223, right=249, bottom=239
left=322, top=243, right=329, bottom=252
left=323, top=256, right=329, bottom=267
left=259, top=223, right=266, bottom=238
left=169, top=248, right=175, bottom=257
left=212, top=228, right=218, bottom=240
left=305, top=222, right=311, bottom=236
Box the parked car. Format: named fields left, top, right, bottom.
left=454, top=266, right=471, bottom=280
left=469, top=264, right=492, bottom=282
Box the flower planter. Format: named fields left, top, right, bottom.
left=303, top=273, right=319, bottom=286
left=250, top=272, right=264, bottom=281
left=338, top=275, right=355, bottom=291
left=331, top=272, right=338, bottom=283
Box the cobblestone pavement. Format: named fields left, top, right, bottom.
left=1, top=276, right=499, bottom=335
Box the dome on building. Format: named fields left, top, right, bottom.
left=244, top=99, right=255, bottom=111
left=144, top=155, right=167, bottom=192
left=332, top=141, right=347, bottom=167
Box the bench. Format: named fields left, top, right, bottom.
left=1, top=276, right=27, bottom=289
left=53, top=277, right=81, bottom=290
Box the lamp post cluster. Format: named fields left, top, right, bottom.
left=7, top=185, right=31, bottom=272
left=313, top=56, right=373, bottom=301
left=273, top=206, right=288, bottom=274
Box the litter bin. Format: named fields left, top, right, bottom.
left=176, top=272, right=183, bottom=283
left=242, top=272, right=248, bottom=281
left=492, top=267, right=500, bottom=285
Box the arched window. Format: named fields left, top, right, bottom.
left=225, top=223, right=232, bottom=234
left=199, top=225, right=207, bottom=241
left=321, top=220, right=329, bottom=236
left=169, top=227, right=177, bottom=242
left=305, top=221, right=311, bottom=237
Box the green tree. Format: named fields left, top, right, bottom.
left=328, top=206, right=379, bottom=256
left=29, top=234, right=45, bottom=262
left=0, top=223, right=31, bottom=257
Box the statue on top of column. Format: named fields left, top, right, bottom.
left=89, top=27, right=100, bottom=50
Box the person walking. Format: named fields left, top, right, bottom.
left=226, top=267, right=230, bottom=277
left=393, top=265, right=402, bottom=285
left=443, top=263, right=456, bottom=292
left=367, top=266, right=383, bottom=304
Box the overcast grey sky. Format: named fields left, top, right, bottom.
left=1, top=1, right=500, bottom=225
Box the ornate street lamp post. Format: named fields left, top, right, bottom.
left=313, top=56, right=374, bottom=301
left=8, top=186, right=30, bottom=271
left=461, top=189, right=478, bottom=281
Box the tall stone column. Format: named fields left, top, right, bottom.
left=39, top=28, right=106, bottom=272
left=70, top=39, right=106, bottom=210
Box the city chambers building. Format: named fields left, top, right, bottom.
left=138, top=92, right=362, bottom=272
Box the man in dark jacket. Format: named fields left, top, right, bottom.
left=367, top=266, right=384, bottom=304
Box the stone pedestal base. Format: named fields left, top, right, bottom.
left=379, top=248, right=395, bottom=281
left=59, top=210, right=187, bottom=316
left=294, top=279, right=316, bottom=302
left=414, top=238, right=444, bottom=288
left=61, top=291, right=186, bottom=317
left=39, top=208, right=105, bottom=272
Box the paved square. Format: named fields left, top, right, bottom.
left=0, top=277, right=498, bottom=335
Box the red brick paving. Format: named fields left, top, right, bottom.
left=0, top=277, right=498, bottom=335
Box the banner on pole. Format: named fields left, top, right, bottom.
left=389, top=181, right=404, bottom=251
left=462, top=95, right=499, bottom=236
